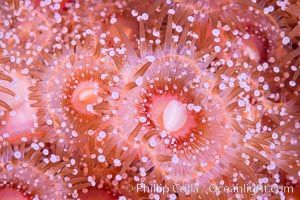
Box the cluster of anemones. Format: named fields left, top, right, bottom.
left=0, top=0, right=299, bottom=199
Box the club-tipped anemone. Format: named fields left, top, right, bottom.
left=226, top=9, right=283, bottom=64
left=220, top=9, right=299, bottom=104
left=114, top=9, right=300, bottom=198
left=64, top=0, right=139, bottom=49
left=212, top=70, right=266, bottom=136
left=269, top=120, right=300, bottom=179
left=0, top=136, right=89, bottom=200
left=29, top=36, right=122, bottom=144
left=163, top=0, right=290, bottom=65
left=268, top=0, right=300, bottom=50
left=70, top=124, right=140, bottom=199
left=0, top=69, right=40, bottom=143
left=208, top=42, right=300, bottom=198
left=255, top=64, right=300, bottom=105
left=145, top=0, right=266, bottom=31
left=89, top=0, right=139, bottom=41
left=0, top=0, right=54, bottom=71
left=47, top=0, right=98, bottom=48
left=93, top=127, right=138, bottom=174
left=253, top=98, right=300, bottom=179
left=115, top=15, right=275, bottom=197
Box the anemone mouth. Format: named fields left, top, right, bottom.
left=145, top=93, right=231, bottom=182
left=48, top=64, right=117, bottom=119
left=137, top=82, right=199, bottom=139
left=70, top=81, right=104, bottom=116
left=46, top=58, right=119, bottom=135
left=134, top=55, right=204, bottom=132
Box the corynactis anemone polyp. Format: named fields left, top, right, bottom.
left=29, top=36, right=121, bottom=145
left=73, top=123, right=139, bottom=199
left=0, top=69, right=40, bottom=143
left=0, top=136, right=88, bottom=200
left=0, top=0, right=54, bottom=68
left=115, top=15, right=272, bottom=199
left=64, top=0, right=139, bottom=50
left=1, top=0, right=300, bottom=199
left=223, top=9, right=283, bottom=64
left=88, top=0, right=139, bottom=41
